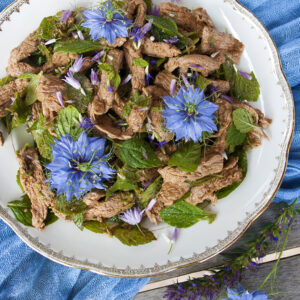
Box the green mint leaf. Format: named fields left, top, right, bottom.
left=0, top=76, right=15, bottom=86
left=139, top=176, right=163, bottom=208
left=44, top=211, right=59, bottom=226
left=119, top=165, right=139, bottom=182
left=232, top=108, right=258, bottom=133
left=17, top=73, right=36, bottom=80
left=106, top=175, right=137, bottom=199
left=216, top=150, right=248, bottom=199
left=83, top=220, right=111, bottom=234
left=112, top=226, right=156, bottom=246
left=28, top=113, right=55, bottom=160
left=122, top=91, right=150, bottom=118
left=187, top=175, right=221, bottom=187
left=7, top=195, right=32, bottom=227
left=25, top=72, right=43, bottom=106
left=232, top=71, right=260, bottom=102
left=195, top=75, right=210, bottom=90
left=117, top=138, right=163, bottom=169
left=99, top=63, right=121, bottom=89
left=73, top=213, right=84, bottom=230
left=55, top=105, right=84, bottom=141
left=54, top=40, right=103, bottom=54
left=168, top=141, right=202, bottom=172
left=66, top=73, right=93, bottom=113
left=159, top=200, right=216, bottom=228
left=132, top=58, right=149, bottom=68
left=226, top=123, right=246, bottom=152
left=37, top=15, right=60, bottom=40
left=16, top=169, right=24, bottom=193
left=99, top=63, right=114, bottom=73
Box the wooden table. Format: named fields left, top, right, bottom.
left=135, top=203, right=300, bottom=300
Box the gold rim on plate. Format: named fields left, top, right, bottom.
left=0, top=0, right=295, bottom=278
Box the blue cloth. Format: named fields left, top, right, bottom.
left=0, top=0, right=299, bottom=299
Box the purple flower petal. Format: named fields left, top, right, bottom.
left=221, top=150, right=228, bottom=160
left=190, top=64, right=204, bottom=70
left=239, top=71, right=252, bottom=80
left=131, top=19, right=153, bottom=42
left=56, top=91, right=65, bottom=107
left=172, top=227, right=178, bottom=242
left=63, top=71, right=82, bottom=90
left=108, top=87, right=114, bottom=93
left=150, top=5, right=160, bottom=17
left=60, top=10, right=72, bottom=23
left=91, top=50, right=105, bottom=62
left=69, top=55, right=84, bottom=73
left=163, top=36, right=179, bottom=44
left=119, top=207, right=144, bottom=225
left=79, top=117, right=94, bottom=130
left=145, top=198, right=157, bottom=211
left=90, top=69, right=99, bottom=85
left=72, top=31, right=79, bottom=39
left=121, top=74, right=132, bottom=86
left=181, top=74, right=190, bottom=88
left=170, top=79, right=177, bottom=95
left=221, top=94, right=234, bottom=103
left=77, top=30, right=85, bottom=41
left=143, top=152, right=148, bottom=159
left=45, top=39, right=57, bottom=45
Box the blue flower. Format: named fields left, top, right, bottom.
left=82, top=1, right=132, bottom=45
left=46, top=132, right=115, bottom=202
left=226, top=285, right=269, bottom=300
left=162, top=86, right=218, bottom=142
left=130, top=19, right=153, bottom=42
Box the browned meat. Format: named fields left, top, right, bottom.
left=165, top=54, right=221, bottom=77
left=186, top=157, right=242, bottom=205
left=84, top=192, right=134, bottom=221
left=0, top=131, right=3, bottom=147
left=199, top=26, right=244, bottom=64
left=155, top=150, right=169, bottom=165
left=136, top=168, right=159, bottom=183
left=142, top=85, right=169, bottom=99
left=17, top=146, right=56, bottom=230
left=6, top=31, right=42, bottom=77
left=52, top=52, right=78, bottom=67
left=124, top=40, right=145, bottom=91
left=126, top=106, right=149, bottom=132
left=0, top=79, right=29, bottom=118
left=100, top=37, right=127, bottom=48
left=145, top=199, right=164, bottom=225
left=82, top=190, right=106, bottom=205
left=36, top=75, right=66, bottom=122
left=31, top=102, right=42, bottom=121
left=93, top=114, right=133, bottom=140
left=126, top=0, right=147, bottom=27
left=80, top=57, right=95, bottom=73
left=154, top=71, right=179, bottom=94
left=255, top=108, right=272, bottom=128
left=91, top=49, right=124, bottom=115
left=248, top=129, right=263, bottom=148
left=158, top=3, right=213, bottom=33
left=142, top=38, right=181, bottom=58
left=213, top=98, right=233, bottom=151
left=208, top=79, right=230, bottom=94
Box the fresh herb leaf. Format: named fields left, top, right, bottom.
left=55, top=40, right=103, bottom=54
left=195, top=75, right=210, bottom=90
left=112, top=226, right=156, bottom=246
left=106, top=175, right=137, bottom=199
left=117, top=137, right=163, bottom=169
left=25, top=72, right=43, bottom=106
left=132, top=58, right=149, bottom=68
left=73, top=213, right=84, bottom=230
left=216, top=150, right=248, bottom=199
left=187, top=175, right=222, bottom=187
left=7, top=195, right=32, bottom=227
left=99, top=63, right=121, bottom=89
left=168, top=141, right=202, bottom=172
left=226, top=123, right=246, bottom=153
left=16, top=169, right=24, bottom=193
left=44, top=211, right=59, bottom=226
left=83, top=220, right=111, bottom=234
left=139, top=176, right=163, bottom=208
left=232, top=108, right=258, bottom=133
left=159, top=200, right=216, bottom=228
left=232, top=72, right=260, bottom=102
left=119, top=165, right=139, bottom=182
left=28, top=113, right=55, bottom=160
left=0, top=76, right=15, bottom=86
left=37, top=15, right=60, bottom=40
left=66, top=73, right=93, bottom=113
left=122, top=91, right=150, bottom=118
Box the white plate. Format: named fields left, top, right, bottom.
left=0, top=0, right=294, bottom=277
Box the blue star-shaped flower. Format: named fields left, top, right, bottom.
left=225, top=284, right=269, bottom=300
left=162, top=86, right=218, bottom=142
left=46, top=132, right=115, bottom=202
left=82, top=1, right=132, bottom=45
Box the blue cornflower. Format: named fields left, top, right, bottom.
left=225, top=285, right=268, bottom=300
left=162, top=86, right=218, bottom=142
left=82, top=1, right=132, bottom=45
left=46, top=132, right=115, bottom=202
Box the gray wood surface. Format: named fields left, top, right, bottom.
left=135, top=203, right=300, bottom=299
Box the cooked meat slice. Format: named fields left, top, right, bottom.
left=136, top=168, right=159, bottom=183
left=84, top=192, right=134, bottom=221
left=155, top=150, right=169, bottom=165
left=92, top=114, right=133, bottom=140
left=0, top=79, right=29, bottom=118
left=36, top=75, right=66, bottom=122
left=31, top=102, right=42, bottom=121
left=165, top=54, right=221, bottom=77
left=6, top=31, right=42, bottom=77
left=208, top=79, right=230, bottom=94
left=126, top=106, right=149, bottom=132
left=80, top=57, right=95, bottom=73
left=52, top=52, right=78, bottom=67
left=142, top=38, right=181, bottom=58
left=255, top=108, right=272, bottom=128
left=199, top=26, right=244, bottom=64
left=186, top=157, right=242, bottom=205
left=158, top=3, right=213, bottom=33
left=100, top=37, right=127, bottom=48
left=17, top=146, right=56, bottom=230
left=248, top=129, right=263, bottom=148
left=91, top=49, right=124, bottom=115
left=145, top=199, right=164, bottom=225
left=142, top=85, right=169, bottom=99
left=0, top=131, right=3, bottom=147
left=124, top=40, right=145, bottom=91
left=83, top=190, right=106, bottom=205
left=154, top=71, right=179, bottom=94
left=126, top=0, right=147, bottom=27
left=158, top=181, right=190, bottom=206
left=213, top=98, right=233, bottom=151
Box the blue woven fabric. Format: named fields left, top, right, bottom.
left=0, top=0, right=300, bottom=299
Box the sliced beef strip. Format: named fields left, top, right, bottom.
left=100, top=37, right=127, bottom=48
left=158, top=3, right=213, bottom=33
left=208, top=79, right=230, bottom=94
left=17, top=146, right=56, bottom=230
left=154, top=71, right=179, bottom=94
left=126, top=105, right=149, bottom=132
left=165, top=54, right=221, bottom=77
left=0, top=79, right=29, bottom=118
left=36, top=75, right=66, bottom=122
left=82, top=190, right=106, bottom=205
left=126, top=0, right=147, bottom=27
left=145, top=199, right=164, bottom=225
left=155, top=150, right=169, bottom=165
left=52, top=52, right=78, bottom=67
left=80, top=57, right=95, bottom=73
left=142, top=38, right=181, bottom=58
left=84, top=192, right=134, bottom=221
left=91, top=49, right=124, bottom=115
left=124, top=40, right=146, bottom=91
left=186, top=157, right=242, bottom=205
left=199, top=26, right=244, bottom=64
left=31, top=102, right=42, bottom=121
left=6, top=31, right=42, bottom=77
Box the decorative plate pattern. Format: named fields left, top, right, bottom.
left=0, top=0, right=294, bottom=277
